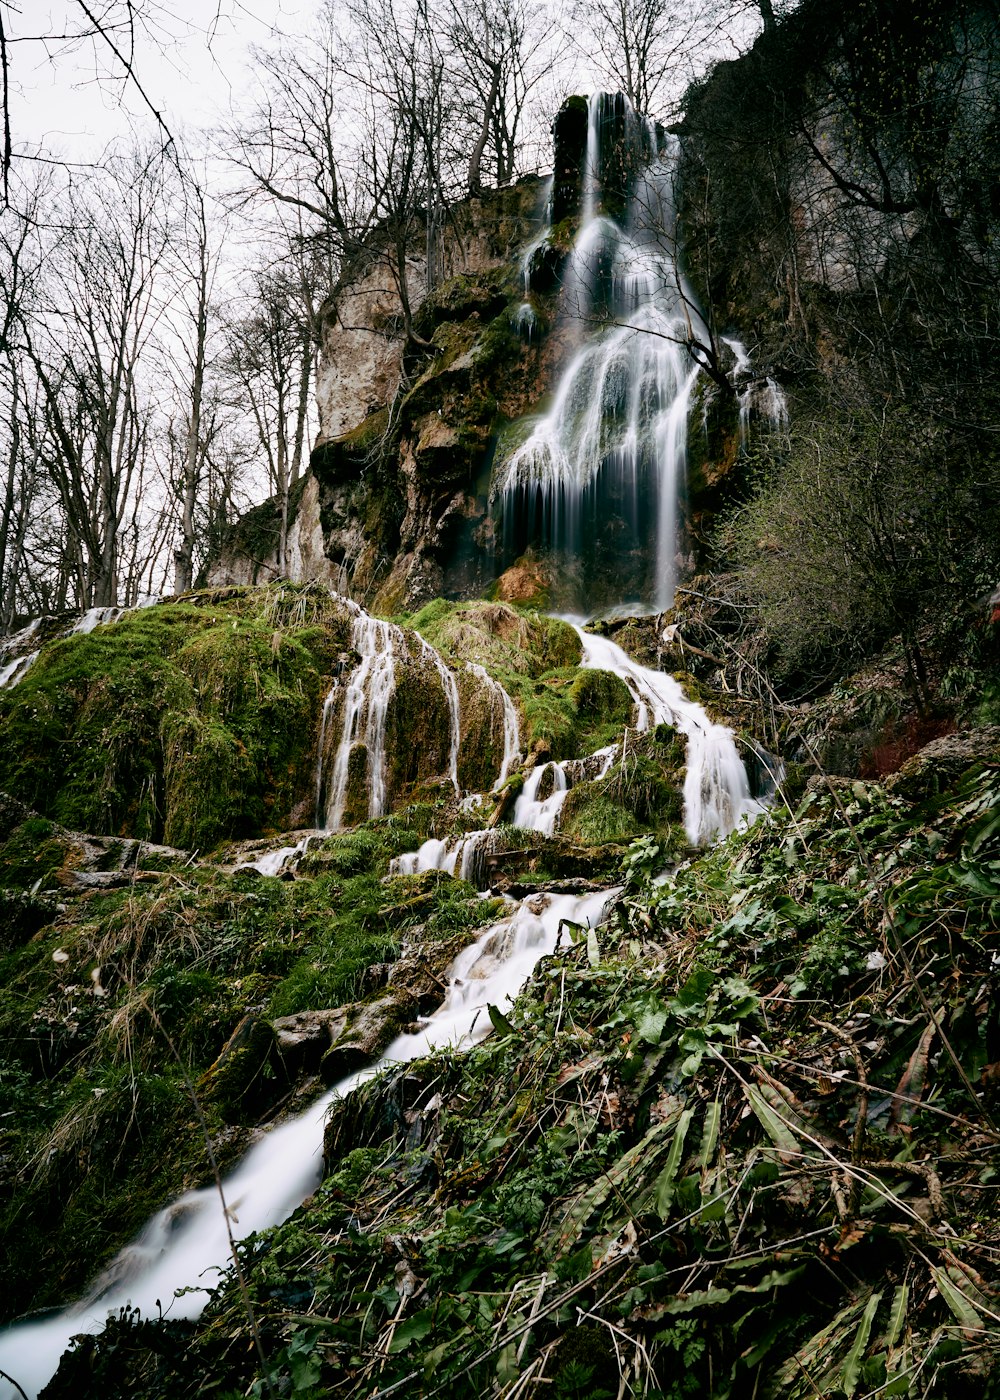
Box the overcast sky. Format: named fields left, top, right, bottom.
left=9, top=1, right=314, bottom=159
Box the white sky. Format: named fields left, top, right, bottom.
left=8, top=1, right=314, bottom=159
left=8, top=2, right=759, bottom=168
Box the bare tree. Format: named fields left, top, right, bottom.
left=443, top=0, right=553, bottom=192
left=220, top=269, right=317, bottom=575
left=164, top=172, right=218, bottom=594
left=17, top=144, right=171, bottom=607
left=565, top=0, right=725, bottom=115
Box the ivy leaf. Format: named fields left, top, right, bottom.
left=636, top=1003, right=668, bottom=1043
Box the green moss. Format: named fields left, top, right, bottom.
left=0, top=817, right=65, bottom=890
left=406, top=599, right=581, bottom=677
left=0, top=587, right=350, bottom=850
left=559, top=787, right=645, bottom=843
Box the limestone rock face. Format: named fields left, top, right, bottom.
left=208, top=179, right=551, bottom=607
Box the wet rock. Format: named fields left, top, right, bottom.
left=495, top=558, right=550, bottom=605
left=272, top=1007, right=352, bottom=1066
left=551, top=94, right=588, bottom=222
left=323, top=1064, right=442, bottom=1169
left=319, top=994, right=416, bottom=1084
left=201, top=1013, right=292, bottom=1124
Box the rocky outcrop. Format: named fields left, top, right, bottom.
left=208, top=178, right=556, bottom=608
left=886, top=727, right=1000, bottom=801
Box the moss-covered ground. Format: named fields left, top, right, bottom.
left=33, top=750, right=1000, bottom=1398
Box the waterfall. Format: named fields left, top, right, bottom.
left=323, top=608, right=400, bottom=829
left=313, top=686, right=339, bottom=827
left=0, top=91, right=786, bottom=1398
left=721, top=336, right=788, bottom=443
left=513, top=760, right=570, bottom=836
left=493, top=92, right=708, bottom=611
left=467, top=663, right=521, bottom=791
left=0, top=598, right=159, bottom=692
left=511, top=745, right=619, bottom=838
left=574, top=626, right=765, bottom=845
left=390, top=828, right=498, bottom=888
left=0, top=882, right=613, bottom=1400
left=317, top=604, right=467, bottom=829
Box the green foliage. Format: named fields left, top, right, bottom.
left=16, top=754, right=1000, bottom=1399
left=0, top=807, right=505, bottom=1323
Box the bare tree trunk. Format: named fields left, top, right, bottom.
left=0, top=372, right=19, bottom=625
left=174, top=201, right=209, bottom=594
left=290, top=321, right=312, bottom=489
left=467, top=64, right=502, bottom=194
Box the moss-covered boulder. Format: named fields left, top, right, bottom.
left=0, top=586, right=351, bottom=849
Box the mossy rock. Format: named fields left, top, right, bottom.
left=412, top=268, right=512, bottom=339
left=0, top=587, right=351, bottom=850
left=200, top=1012, right=292, bottom=1124
left=552, top=94, right=589, bottom=222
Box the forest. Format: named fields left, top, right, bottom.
left=1, top=1, right=1000, bottom=1397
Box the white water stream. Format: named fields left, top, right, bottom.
left=0, top=887, right=611, bottom=1400
left=576, top=627, right=766, bottom=844
left=0, top=598, right=160, bottom=692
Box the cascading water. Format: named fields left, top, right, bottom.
left=493, top=92, right=710, bottom=611
left=574, top=626, right=767, bottom=844
left=0, top=95, right=786, bottom=1398
left=0, top=597, right=159, bottom=691
left=0, top=881, right=612, bottom=1400
left=721, top=336, right=788, bottom=443
left=314, top=602, right=475, bottom=830
left=322, top=606, right=400, bottom=829
left=390, top=828, right=498, bottom=888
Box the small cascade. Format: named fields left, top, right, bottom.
left=238, top=836, right=312, bottom=878
left=324, top=608, right=401, bottom=829
left=467, top=663, right=521, bottom=790
left=416, top=633, right=461, bottom=796
left=0, top=597, right=159, bottom=692
left=0, top=878, right=612, bottom=1400
left=574, top=626, right=764, bottom=844
left=71, top=605, right=124, bottom=634
left=390, top=828, right=497, bottom=888
left=0, top=625, right=42, bottom=689
left=512, top=760, right=569, bottom=836
left=313, top=685, right=339, bottom=827
left=511, top=746, right=618, bottom=838
left=721, top=336, right=788, bottom=442
left=512, top=301, right=539, bottom=342
left=318, top=604, right=467, bottom=830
